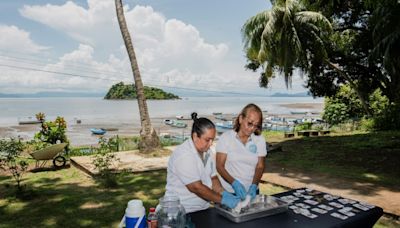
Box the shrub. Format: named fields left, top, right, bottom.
left=373, top=103, right=400, bottom=130
left=92, top=137, right=120, bottom=187
left=0, top=138, right=28, bottom=193
left=34, top=115, right=69, bottom=150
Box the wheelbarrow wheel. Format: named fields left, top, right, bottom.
left=53, top=155, right=66, bottom=167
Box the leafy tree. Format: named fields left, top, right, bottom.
left=302, top=0, right=399, bottom=115
left=323, top=84, right=393, bottom=129
left=115, top=0, right=160, bottom=152
left=0, top=138, right=28, bottom=193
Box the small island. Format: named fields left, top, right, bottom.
left=104, top=82, right=180, bottom=100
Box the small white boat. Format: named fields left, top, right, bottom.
left=176, top=115, right=191, bottom=120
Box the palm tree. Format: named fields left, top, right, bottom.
left=115, top=0, right=160, bottom=152
left=242, top=0, right=371, bottom=115
left=370, top=0, right=400, bottom=105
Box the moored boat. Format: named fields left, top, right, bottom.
left=90, top=128, right=106, bottom=135
left=18, top=117, right=42, bottom=125
left=170, top=121, right=187, bottom=128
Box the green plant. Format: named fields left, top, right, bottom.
left=0, top=138, right=28, bottom=193
left=295, top=122, right=313, bottom=131
left=35, top=112, right=45, bottom=122
left=92, top=137, right=120, bottom=187
left=34, top=116, right=69, bottom=147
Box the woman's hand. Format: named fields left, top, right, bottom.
left=247, top=184, right=258, bottom=200
left=232, top=179, right=247, bottom=200
left=221, top=191, right=241, bottom=209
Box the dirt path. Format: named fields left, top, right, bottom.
left=262, top=160, right=400, bottom=216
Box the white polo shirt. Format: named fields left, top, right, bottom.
left=165, top=138, right=216, bottom=213
left=216, top=130, right=267, bottom=193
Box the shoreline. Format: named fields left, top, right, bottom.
left=0, top=102, right=323, bottom=146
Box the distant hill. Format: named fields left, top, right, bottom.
left=104, top=82, right=180, bottom=100
left=270, top=92, right=311, bottom=97
left=0, top=92, right=104, bottom=98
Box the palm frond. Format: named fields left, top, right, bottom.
left=295, top=11, right=332, bottom=31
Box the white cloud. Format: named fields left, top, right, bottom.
left=8, top=0, right=306, bottom=94
left=0, top=24, right=48, bottom=53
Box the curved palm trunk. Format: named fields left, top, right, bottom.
left=325, top=61, right=372, bottom=116
left=115, top=0, right=160, bottom=152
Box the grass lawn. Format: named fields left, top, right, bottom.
left=0, top=167, right=286, bottom=228
left=0, top=167, right=166, bottom=228
left=264, top=131, right=400, bottom=188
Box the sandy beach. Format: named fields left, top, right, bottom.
left=0, top=102, right=323, bottom=146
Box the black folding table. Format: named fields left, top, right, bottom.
left=189, top=188, right=383, bottom=228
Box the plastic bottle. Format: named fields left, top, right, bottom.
left=147, top=207, right=157, bottom=228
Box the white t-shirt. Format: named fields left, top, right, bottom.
left=216, top=130, right=267, bottom=192
left=165, top=138, right=216, bottom=213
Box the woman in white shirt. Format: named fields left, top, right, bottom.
left=216, top=104, right=267, bottom=200
left=165, top=112, right=240, bottom=213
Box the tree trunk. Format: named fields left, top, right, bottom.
left=115, top=0, right=160, bottom=152
left=326, top=61, right=372, bottom=116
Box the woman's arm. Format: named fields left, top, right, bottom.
left=216, top=152, right=235, bottom=184
left=211, top=175, right=224, bottom=195
left=186, top=180, right=222, bottom=203
left=251, top=156, right=265, bottom=184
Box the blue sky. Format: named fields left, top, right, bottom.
left=0, top=0, right=308, bottom=96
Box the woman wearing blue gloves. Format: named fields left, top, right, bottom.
left=165, top=113, right=241, bottom=213
left=216, top=104, right=267, bottom=201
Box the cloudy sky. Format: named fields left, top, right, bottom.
left=0, top=0, right=308, bottom=96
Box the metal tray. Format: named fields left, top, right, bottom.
left=215, top=195, right=289, bottom=223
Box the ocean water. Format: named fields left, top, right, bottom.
left=0, top=96, right=323, bottom=127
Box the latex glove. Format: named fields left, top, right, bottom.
left=247, top=184, right=258, bottom=200
left=232, top=179, right=247, bottom=200
left=221, top=191, right=241, bottom=209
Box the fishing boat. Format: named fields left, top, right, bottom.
left=170, top=121, right=187, bottom=128
left=215, top=115, right=228, bottom=121
left=90, top=128, right=106, bottom=135
left=216, top=121, right=233, bottom=133
left=290, top=111, right=308, bottom=115
left=18, top=117, right=42, bottom=125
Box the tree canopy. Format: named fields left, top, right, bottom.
left=242, top=0, right=400, bottom=129
left=104, top=82, right=180, bottom=100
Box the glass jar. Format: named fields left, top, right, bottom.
left=156, top=192, right=186, bottom=228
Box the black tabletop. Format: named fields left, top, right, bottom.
left=189, top=188, right=383, bottom=228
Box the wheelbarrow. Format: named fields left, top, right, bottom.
left=30, top=143, right=68, bottom=168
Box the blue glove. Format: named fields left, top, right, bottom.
left=221, top=191, right=241, bottom=209
left=248, top=184, right=258, bottom=200
left=232, top=179, right=246, bottom=200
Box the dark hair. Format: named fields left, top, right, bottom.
left=191, top=112, right=215, bottom=138
left=233, top=103, right=263, bottom=135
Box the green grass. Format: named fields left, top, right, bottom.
left=0, top=166, right=399, bottom=227
left=266, top=131, right=400, bottom=188
left=0, top=168, right=166, bottom=228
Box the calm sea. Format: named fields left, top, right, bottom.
left=0, top=96, right=323, bottom=127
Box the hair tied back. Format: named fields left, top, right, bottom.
left=191, top=112, right=198, bottom=121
